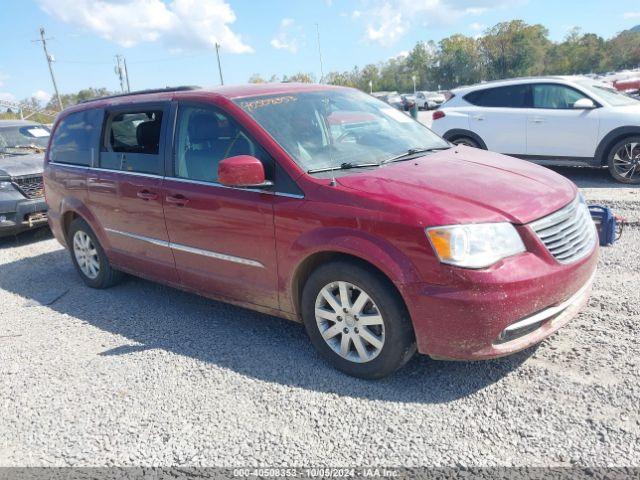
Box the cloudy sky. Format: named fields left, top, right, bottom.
left=1, top=0, right=639, bottom=104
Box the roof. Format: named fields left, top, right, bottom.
left=79, top=82, right=343, bottom=105
left=0, top=119, right=43, bottom=128
left=450, top=75, right=587, bottom=94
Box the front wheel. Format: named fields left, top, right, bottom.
left=301, top=261, right=416, bottom=379
left=451, top=136, right=480, bottom=148
left=607, top=137, right=640, bottom=184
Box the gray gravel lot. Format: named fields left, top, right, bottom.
left=0, top=169, right=639, bottom=467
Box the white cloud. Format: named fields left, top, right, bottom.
left=37, top=0, right=253, bottom=53
left=358, top=0, right=525, bottom=46
left=0, top=92, right=16, bottom=103
left=32, top=90, right=52, bottom=104
left=623, top=12, right=640, bottom=19
left=469, top=22, right=485, bottom=31
left=270, top=18, right=304, bottom=53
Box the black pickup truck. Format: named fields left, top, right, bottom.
left=0, top=120, right=49, bottom=237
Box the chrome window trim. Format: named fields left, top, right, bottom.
left=166, top=176, right=305, bottom=198
left=104, top=227, right=264, bottom=268
left=49, top=163, right=304, bottom=198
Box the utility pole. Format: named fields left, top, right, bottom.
left=114, top=55, right=126, bottom=93
left=215, top=43, right=224, bottom=85
left=34, top=27, right=63, bottom=110
left=315, top=23, right=325, bottom=84
left=123, top=57, right=131, bottom=92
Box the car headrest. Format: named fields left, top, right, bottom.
left=136, top=117, right=161, bottom=153
left=188, top=112, right=220, bottom=144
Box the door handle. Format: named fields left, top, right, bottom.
left=473, top=115, right=485, bottom=121
left=531, top=117, right=545, bottom=124
left=166, top=194, right=189, bottom=207
left=136, top=190, right=158, bottom=201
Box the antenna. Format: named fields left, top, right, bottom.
left=315, top=23, right=325, bottom=84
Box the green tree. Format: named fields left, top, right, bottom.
left=248, top=73, right=266, bottom=83
left=435, top=34, right=483, bottom=88
left=45, top=87, right=114, bottom=110
left=480, top=20, right=550, bottom=79
left=282, top=72, right=315, bottom=83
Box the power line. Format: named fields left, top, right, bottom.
left=33, top=27, right=63, bottom=110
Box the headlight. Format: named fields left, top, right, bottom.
left=0, top=181, right=14, bottom=191
left=426, top=223, right=526, bottom=269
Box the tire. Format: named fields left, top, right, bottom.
left=301, top=260, right=416, bottom=379
left=68, top=218, right=123, bottom=289
left=607, top=136, right=640, bottom=184
left=451, top=136, right=480, bottom=148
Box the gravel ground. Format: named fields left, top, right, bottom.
left=0, top=169, right=639, bottom=468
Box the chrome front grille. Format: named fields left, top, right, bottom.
left=529, top=196, right=596, bottom=264
left=12, top=175, right=44, bottom=199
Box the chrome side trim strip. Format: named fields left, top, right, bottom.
left=104, top=228, right=264, bottom=268
left=503, top=271, right=596, bottom=334
left=105, top=228, right=170, bottom=248
left=170, top=242, right=264, bottom=268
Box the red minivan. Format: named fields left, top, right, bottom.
left=44, top=84, right=598, bottom=378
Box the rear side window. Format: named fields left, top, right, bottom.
left=100, top=107, right=165, bottom=175
left=464, top=85, right=530, bottom=108
left=49, top=109, right=103, bottom=166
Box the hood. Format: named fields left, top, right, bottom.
left=337, top=146, right=576, bottom=225
left=0, top=152, right=45, bottom=179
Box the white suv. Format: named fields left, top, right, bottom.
left=430, top=76, right=640, bottom=183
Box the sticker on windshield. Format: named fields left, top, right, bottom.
left=380, top=107, right=412, bottom=123
left=239, top=95, right=298, bottom=112
left=25, top=127, right=50, bottom=138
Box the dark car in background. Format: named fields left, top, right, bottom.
left=0, top=120, right=49, bottom=237
left=372, top=91, right=404, bottom=110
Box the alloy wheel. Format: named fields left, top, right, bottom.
left=314, top=281, right=385, bottom=363
left=73, top=230, right=100, bottom=279
left=613, top=142, right=640, bottom=181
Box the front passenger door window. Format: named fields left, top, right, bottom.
left=174, top=106, right=272, bottom=183
left=532, top=84, right=588, bottom=109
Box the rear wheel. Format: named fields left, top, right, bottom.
left=68, top=218, right=123, bottom=289
left=607, top=137, right=640, bottom=184
left=301, top=261, right=416, bottom=379
left=451, top=136, right=480, bottom=148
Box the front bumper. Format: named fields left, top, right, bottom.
left=404, top=237, right=598, bottom=360
left=0, top=196, right=48, bottom=237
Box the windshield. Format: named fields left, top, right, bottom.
left=0, top=124, right=51, bottom=153
left=235, top=89, right=449, bottom=172
left=577, top=81, right=640, bottom=107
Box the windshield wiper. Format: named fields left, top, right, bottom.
left=307, top=161, right=380, bottom=174
left=381, top=146, right=450, bottom=165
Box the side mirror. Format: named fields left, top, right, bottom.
left=573, top=98, right=596, bottom=109
left=218, top=155, right=273, bottom=189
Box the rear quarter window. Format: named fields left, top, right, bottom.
left=464, top=84, right=530, bottom=108
left=50, top=109, right=103, bottom=166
